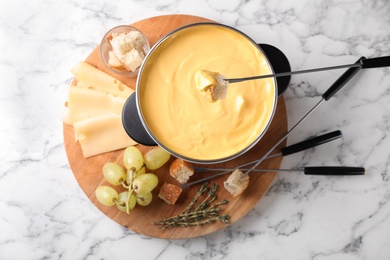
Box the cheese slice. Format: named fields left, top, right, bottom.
left=64, top=85, right=126, bottom=124
left=71, top=61, right=134, bottom=98
left=74, top=114, right=137, bottom=158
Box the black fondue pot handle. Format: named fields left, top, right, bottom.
left=258, top=44, right=291, bottom=96
left=304, top=166, right=365, bottom=175
left=122, top=93, right=157, bottom=146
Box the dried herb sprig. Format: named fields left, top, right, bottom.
left=181, top=181, right=209, bottom=214
left=153, top=182, right=230, bottom=229
left=195, top=183, right=218, bottom=211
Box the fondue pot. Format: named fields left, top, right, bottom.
left=122, top=23, right=291, bottom=164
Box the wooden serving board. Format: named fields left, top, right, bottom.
left=63, top=14, right=288, bottom=239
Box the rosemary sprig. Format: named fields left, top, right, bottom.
left=153, top=182, right=230, bottom=229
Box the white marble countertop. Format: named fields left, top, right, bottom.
left=1, top=0, right=390, bottom=259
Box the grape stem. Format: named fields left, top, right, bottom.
left=126, top=190, right=132, bottom=214
left=121, top=180, right=130, bottom=189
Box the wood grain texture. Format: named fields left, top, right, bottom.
left=63, top=14, right=288, bottom=239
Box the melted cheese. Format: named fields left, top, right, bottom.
left=195, top=69, right=220, bottom=91
left=138, top=24, right=276, bottom=161
left=194, top=69, right=228, bottom=102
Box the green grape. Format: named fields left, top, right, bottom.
left=95, top=186, right=118, bottom=206
left=143, top=147, right=171, bottom=170
left=132, top=173, right=158, bottom=194
left=136, top=192, right=153, bottom=206
left=123, top=146, right=144, bottom=171
left=116, top=191, right=137, bottom=213
left=102, top=162, right=126, bottom=186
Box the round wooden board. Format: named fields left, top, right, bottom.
left=63, top=14, right=288, bottom=239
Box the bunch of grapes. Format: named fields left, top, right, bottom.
left=95, top=146, right=171, bottom=214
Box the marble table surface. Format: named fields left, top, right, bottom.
left=1, top=0, right=390, bottom=259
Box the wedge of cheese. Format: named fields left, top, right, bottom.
left=64, top=85, right=126, bottom=124
left=71, top=61, right=134, bottom=98
left=74, top=114, right=137, bottom=158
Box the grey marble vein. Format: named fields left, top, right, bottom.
left=1, top=0, right=390, bottom=259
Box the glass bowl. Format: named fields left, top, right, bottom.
left=100, top=25, right=150, bottom=77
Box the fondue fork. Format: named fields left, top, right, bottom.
left=182, top=57, right=365, bottom=189
left=200, top=56, right=390, bottom=102
left=184, top=164, right=365, bottom=188
left=194, top=130, right=342, bottom=172
left=194, top=166, right=365, bottom=176
left=184, top=131, right=362, bottom=188
left=225, top=56, right=390, bottom=84
left=240, top=56, right=366, bottom=178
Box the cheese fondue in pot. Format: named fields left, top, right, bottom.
left=137, top=23, right=276, bottom=162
